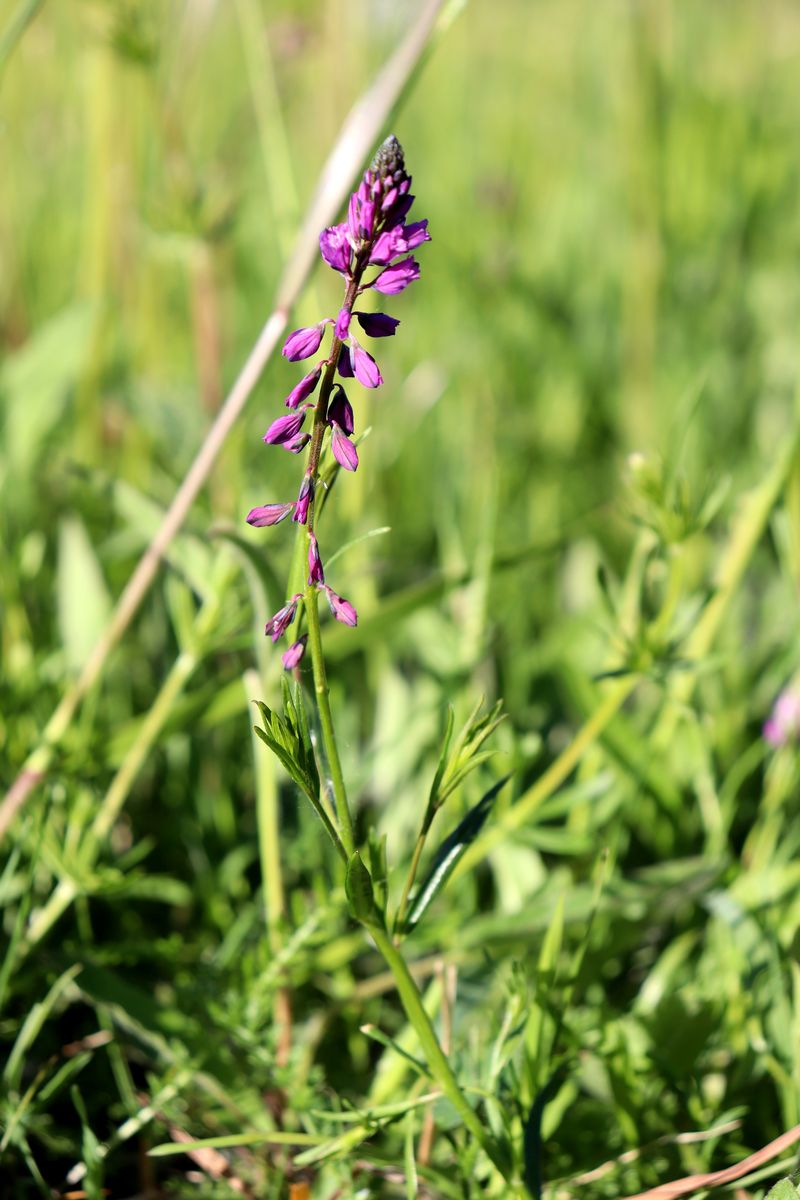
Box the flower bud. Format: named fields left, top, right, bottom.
left=246, top=502, right=294, bottom=527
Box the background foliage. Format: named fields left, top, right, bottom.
left=3, top=0, right=800, bottom=1196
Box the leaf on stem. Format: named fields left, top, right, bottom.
left=403, top=775, right=511, bottom=934
left=345, top=852, right=383, bottom=927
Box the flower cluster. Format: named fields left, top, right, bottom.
left=247, top=136, right=429, bottom=667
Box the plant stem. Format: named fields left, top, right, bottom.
left=368, top=922, right=511, bottom=1181
left=394, top=828, right=427, bottom=936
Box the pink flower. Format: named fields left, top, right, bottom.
left=263, top=409, right=308, bottom=445
left=308, top=532, right=324, bottom=585
left=246, top=502, right=294, bottom=527
left=324, top=586, right=358, bottom=627
left=264, top=595, right=302, bottom=642
left=282, top=636, right=308, bottom=670
left=355, top=311, right=399, bottom=338
left=335, top=308, right=351, bottom=340
left=371, top=257, right=420, bottom=295
left=282, top=322, right=329, bottom=362
left=331, top=424, right=358, bottom=472
left=764, top=688, right=800, bottom=747
left=349, top=339, right=383, bottom=388
left=285, top=366, right=321, bottom=408
left=328, top=385, right=354, bottom=434
left=293, top=476, right=313, bottom=525
left=319, top=223, right=351, bottom=273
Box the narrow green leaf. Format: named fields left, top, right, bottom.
left=346, top=853, right=382, bottom=926
left=149, top=1130, right=325, bottom=1156
left=57, top=517, right=112, bottom=673
left=404, top=776, right=510, bottom=933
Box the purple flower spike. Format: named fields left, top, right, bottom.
left=285, top=366, right=321, bottom=409
left=350, top=339, right=383, bottom=388
left=335, top=308, right=351, bottom=340
left=331, top=423, right=359, bottom=472
left=372, top=257, right=420, bottom=295
left=328, top=384, right=354, bottom=434
left=264, top=409, right=308, bottom=445
left=319, top=223, right=351, bottom=274
left=282, top=635, right=308, bottom=670
left=324, top=586, right=358, bottom=627
left=247, top=502, right=294, bottom=527
left=355, top=311, right=400, bottom=338
left=308, top=532, right=325, bottom=585
left=265, top=595, right=302, bottom=642
left=282, top=322, right=328, bottom=362
left=293, top=475, right=314, bottom=524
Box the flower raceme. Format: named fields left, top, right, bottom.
left=248, top=135, right=429, bottom=666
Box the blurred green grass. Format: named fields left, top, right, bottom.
left=3, top=0, right=800, bottom=1196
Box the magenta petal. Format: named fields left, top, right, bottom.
left=325, top=586, right=358, bottom=627
left=264, top=410, right=307, bottom=445
left=402, top=219, right=430, bottom=250
left=319, top=223, right=351, bottom=273
left=285, top=366, right=321, bottom=408
left=328, top=384, right=354, bottom=435
left=331, top=423, right=359, bottom=472
left=282, top=635, right=307, bottom=670
left=350, top=341, right=383, bottom=388
left=371, top=257, right=420, bottom=295
left=337, top=349, right=354, bottom=378
left=335, top=308, right=351, bottom=340
left=246, top=502, right=294, bottom=527
left=282, top=323, right=327, bottom=362
left=293, top=475, right=314, bottom=525
left=265, top=598, right=299, bottom=642
left=308, top=532, right=325, bottom=585
left=369, top=227, right=403, bottom=266
left=283, top=431, right=311, bottom=454
left=355, top=311, right=399, bottom=338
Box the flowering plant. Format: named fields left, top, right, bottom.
left=246, top=137, right=513, bottom=1183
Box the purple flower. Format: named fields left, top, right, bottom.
left=285, top=366, right=321, bottom=409
left=335, top=308, right=351, bottom=340
left=319, top=223, right=351, bottom=273
left=265, top=595, right=302, bottom=642
left=764, top=688, right=800, bottom=747
left=246, top=502, right=294, bottom=527
left=355, top=311, right=399, bottom=338
left=331, top=423, right=358, bottom=472
left=282, top=636, right=308, bottom=670
left=263, top=409, right=308, bottom=445
left=401, top=219, right=430, bottom=251
left=371, top=257, right=420, bottom=295
left=324, top=586, right=358, bottom=627
left=308, top=532, right=325, bottom=585
left=369, top=227, right=404, bottom=266
left=293, top=475, right=314, bottom=524
left=284, top=431, right=311, bottom=454
left=328, top=385, right=354, bottom=434
left=383, top=193, right=414, bottom=229
left=282, top=322, right=329, bottom=362
left=337, top=350, right=354, bottom=378
left=350, top=339, right=383, bottom=388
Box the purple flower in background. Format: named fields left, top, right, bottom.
left=350, top=339, right=383, bottom=388
left=331, top=424, right=358, bottom=472
left=282, top=322, right=329, bottom=362
left=324, top=586, right=358, bottom=627
left=355, top=311, right=399, bottom=338
left=246, top=502, right=294, bottom=527
left=265, top=595, right=302, bottom=642
left=263, top=409, right=308, bottom=445
left=328, top=385, right=354, bottom=435
left=282, top=636, right=308, bottom=670
left=308, top=532, right=324, bottom=585
left=764, top=688, right=800, bottom=747
left=285, top=366, right=321, bottom=408
left=293, top=475, right=314, bottom=525
left=249, top=135, right=428, bottom=651
left=371, top=257, right=420, bottom=295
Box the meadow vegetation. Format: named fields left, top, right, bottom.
left=3, top=1, right=800, bottom=1196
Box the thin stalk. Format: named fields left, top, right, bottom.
left=394, top=827, right=429, bottom=937
left=367, top=922, right=512, bottom=1182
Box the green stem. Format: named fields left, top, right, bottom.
left=394, top=828, right=427, bottom=936
left=368, top=922, right=511, bottom=1181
